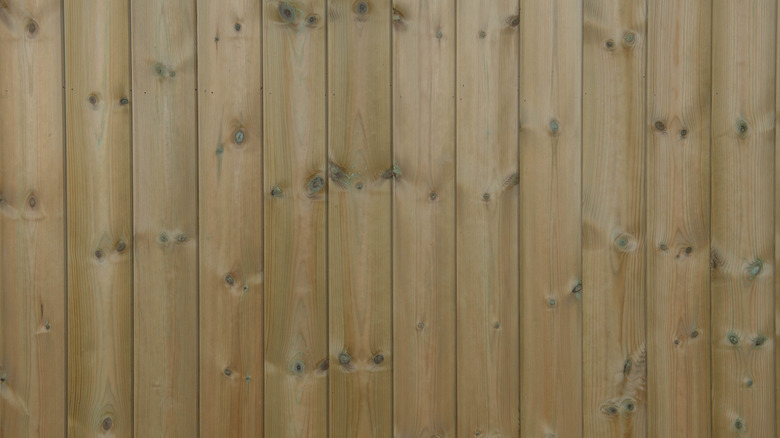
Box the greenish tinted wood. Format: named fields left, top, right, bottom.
left=327, top=0, right=393, bottom=436
left=263, top=0, right=328, bottom=435
left=392, top=0, right=456, bottom=436
left=131, top=0, right=199, bottom=434
left=456, top=0, right=520, bottom=436
left=582, top=0, right=646, bottom=436
left=66, top=0, right=133, bottom=436
left=711, top=2, right=776, bottom=437
left=518, top=0, right=582, bottom=436
left=646, top=1, right=711, bottom=437
left=0, top=0, right=66, bottom=435
left=197, top=0, right=264, bottom=436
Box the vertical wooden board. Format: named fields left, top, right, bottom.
left=0, top=0, right=66, bottom=435
left=262, top=0, right=328, bottom=436
left=777, top=0, right=780, bottom=432
left=711, top=2, right=776, bottom=437
left=582, top=0, right=645, bottom=436
left=392, top=0, right=456, bottom=436
left=197, top=0, right=264, bottom=436
left=327, top=0, right=392, bottom=436
left=518, top=0, right=582, bottom=436
left=455, top=0, right=519, bottom=436
left=131, top=0, right=198, bottom=435
left=646, top=1, right=711, bottom=437
left=65, top=0, right=133, bottom=436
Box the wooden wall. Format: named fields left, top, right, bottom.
left=1, top=0, right=778, bottom=437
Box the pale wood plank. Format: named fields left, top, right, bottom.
left=646, top=1, right=711, bottom=437
left=392, top=0, right=456, bottom=436
left=197, top=0, right=264, bottom=435
left=582, top=0, right=646, bottom=436
left=262, top=0, right=328, bottom=436
left=131, top=0, right=198, bottom=435
left=0, top=0, right=66, bottom=435
left=518, top=0, right=582, bottom=436
left=327, top=0, right=392, bottom=436
left=711, top=2, right=776, bottom=437
left=777, top=0, right=780, bottom=432
left=65, top=0, right=133, bottom=435
left=456, top=0, right=519, bottom=436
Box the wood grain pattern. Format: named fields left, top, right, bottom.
left=582, top=0, right=646, bottom=436
left=131, top=0, right=199, bottom=435
left=327, top=0, right=392, bottom=436
left=0, top=0, right=66, bottom=435
left=65, top=0, right=133, bottom=436
left=711, top=2, right=776, bottom=437
left=646, top=1, right=710, bottom=437
left=392, top=0, right=456, bottom=436
left=263, top=0, right=328, bottom=436
left=518, top=0, right=582, bottom=436
left=455, top=0, right=519, bottom=436
left=197, top=0, right=264, bottom=436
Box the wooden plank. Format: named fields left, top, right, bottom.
left=65, top=0, right=133, bottom=436
left=327, top=0, right=392, bottom=436
left=0, top=0, right=66, bottom=435
left=131, top=0, right=198, bottom=435
left=646, top=1, right=710, bottom=437
left=262, top=0, right=327, bottom=436
left=582, top=0, right=646, bottom=436
left=777, top=0, right=780, bottom=432
left=392, top=0, right=456, bottom=436
left=711, top=2, right=776, bottom=437
left=197, top=0, right=264, bottom=436
left=455, top=0, right=519, bottom=436
left=518, top=0, right=581, bottom=436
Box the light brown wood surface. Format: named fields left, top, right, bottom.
left=646, top=1, right=711, bottom=437
left=327, top=0, right=392, bottom=436
left=711, top=2, right=776, bottom=437
left=263, top=0, right=328, bottom=436
left=518, top=0, right=582, bottom=436
left=0, top=0, right=65, bottom=435
left=65, top=0, right=134, bottom=436
left=2, top=3, right=780, bottom=437
left=456, top=0, right=519, bottom=436
left=131, top=0, right=199, bottom=435
left=582, top=0, right=647, bottom=436
left=392, top=0, right=456, bottom=436
left=197, top=0, right=264, bottom=435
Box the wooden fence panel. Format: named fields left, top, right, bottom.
left=582, top=0, right=646, bottom=436
left=197, top=0, right=264, bottom=436
left=263, top=0, right=328, bottom=435
left=518, top=0, right=582, bottom=436
left=65, top=0, right=133, bottom=436
left=646, top=1, right=711, bottom=437
left=131, top=0, right=199, bottom=435
left=0, top=0, right=66, bottom=435
left=711, top=2, right=776, bottom=437
left=392, top=0, right=456, bottom=436
left=456, top=0, right=520, bottom=436
left=327, top=0, right=393, bottom=436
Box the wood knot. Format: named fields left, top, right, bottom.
left=120, top=97, right=129, bottom=105
left=382, top=164, right=402, bottom=180
left=613, top=233, right=636, bottom=252
left=654, top=120, right=665, bottom=132
left=26, top=19, right=38, bottom=36
left=306, top=14, right=319, bottom=26
left=599, top=400, right=620, bottom=417
left=507, top=14, right=520, bottom=27
left=101, top=416, right=113, bottom=431
left=279, top=2, right=296, bottom=23
left=270, top=185, right=282, bottom=198
left=308, top=175, right=325, bottom=195
left=292, top=361, right=304, bottom=375
left=753, top=334, right=767, bottom=347
left=234, top=129, right=245, bottom=144
left=746, top=259, right=762, bottom=279
left=373, top=354, right=384, bottom=364
left=116, top=241, right=126, bottom=252
left=736, top=119, right=749, bottom=138
left=338, top=352, right=351, bottom=365
left=392, top=7, right=404, bottom=23
left=623, top=32, right=635, bottom=45
left=572, top=283, right=582, bottom=294
left=354, top=0, right=368, bottom=15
